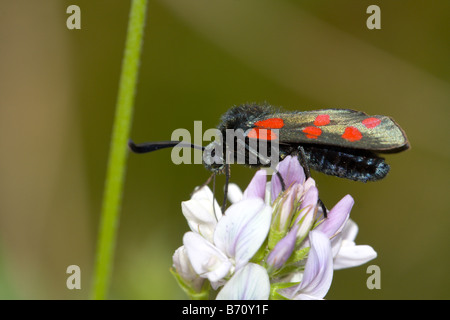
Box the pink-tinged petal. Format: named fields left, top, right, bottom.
left=216, top=263, right=270, bottom=300
left=214, top=198, right=272, bottom=269
left=276, top=183, right=300, bottom=231
left=227, top=183, right=243, bottom=204
left=297, top=185, right=319, bottom=221
left=271, top=156, right=305, bottom=202
left=316, top=195, right=354, bottom=238
left=183, top=232, right=232, bottom=282
left=285, top=231, right=333, bottom=299
left=243, top=169, right=267, bottom=200
left=303, top=178, right=316, bottom=193
left=294, top=186, right=318, bottom=240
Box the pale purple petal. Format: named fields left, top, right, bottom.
left=315, top=194, right=354, bottom=238
left=303, top=178, right=316, bottom=193
left=285, top=231, right=333, bottom=299
left=293, top=186, right=318, bottom=240
left=243, top=169, right=267, bottom=200
left=214, top=198, right=272, bottom=270
left=271, top=156, right=305, bottom=202
left=216, top=263, right=270, bottom=300
left=183, top=232, right=232, bottom=282
left=267, top=225, right=298, bottom=270
left=330, top=219, right=357, bottom=257
left=276, top=183, right=299, bottom=231
left=297, top=185, right=319, bottom=223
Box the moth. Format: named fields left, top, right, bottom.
left=129, top=103, right=410, bottom=213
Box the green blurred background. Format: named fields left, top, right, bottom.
left=0, top=0, right=449, bottom=299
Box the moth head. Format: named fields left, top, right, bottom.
left=203, top=141, right=225, bottom=173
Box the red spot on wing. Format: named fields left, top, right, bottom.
left=314, top=114, right=330, bottom=126
left=362, top=117, right=381, bottom=129
left=342, top=126, right=362, bottom=142
left=254, top=118, right=284, bottom=129
left=247, top=128, right=260, bottom=139
left=247, top=128, right=278, bottom=140
left=302, top=126, right=322, bottom=139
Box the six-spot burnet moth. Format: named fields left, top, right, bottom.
left=129, top=103, right=410, bottom=214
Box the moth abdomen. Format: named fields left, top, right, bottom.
left=302, top=145, right=390, bottom=182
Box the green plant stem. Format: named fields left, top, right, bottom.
left=91, top=0, right=148, bottom=300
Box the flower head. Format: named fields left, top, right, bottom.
left=172, top=156, right=377, bottom=300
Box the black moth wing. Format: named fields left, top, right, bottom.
left=266, top=109, right=410, bottom=153
left=217, top=105, right=409, bottom=182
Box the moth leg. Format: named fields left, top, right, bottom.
left=221, top=164, right=230, bottom=214
left=190, top=172, right=221, bottom=218
left=297, top=145, right=312, bottom=179
left=298, top=145, right=328, bottom=218
left=276, top=171, right=286, bottom=191
left=236, top=138, right=271, bottom=166
left=318, top=198, right=328, bottom=219
left=191, top=172, right=215, bottom=197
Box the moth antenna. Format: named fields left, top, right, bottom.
left=128, top=139, right=205, bottom=153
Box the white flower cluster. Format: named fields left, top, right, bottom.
left=172, top=156, right=377, bottom=300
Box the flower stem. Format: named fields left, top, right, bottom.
left=91, top=0, right=148, bottom=300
